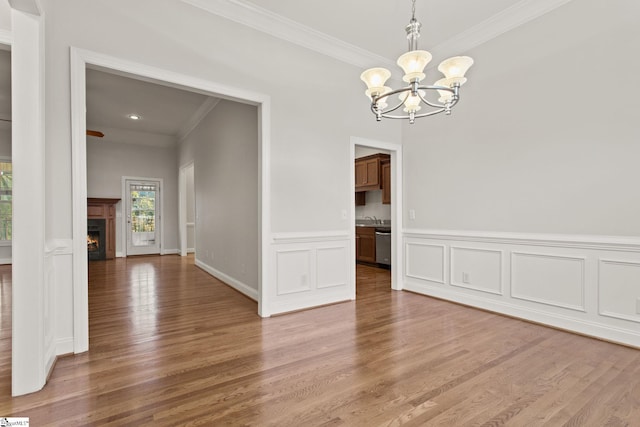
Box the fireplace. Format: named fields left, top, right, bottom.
left=87, top=198, right=120, bottom=260
left=87, top=218, right=106, bottom=261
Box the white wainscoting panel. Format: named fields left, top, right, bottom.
left=276, top=249, right=312, bottom=295
left=267, top=232, right=352, bottom=316
left=45, top=239, right=75, bottom=357
left=43, top=249, right=56, bottom=376
left=450, top=246, right=503, bottom=295
left=405, top=242, right=445, bottom=284
left=599, top=259, right=640, bottom=323
left=402, top=230, right=640, bottom=348
left=316, top=246, right=348, bottom=289
left=511, top=252, right=585, bottom=312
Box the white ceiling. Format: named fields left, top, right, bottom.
left=85, top=69, right=214, bottom=144
left=0, top=0, right=575, bottom=144
left=237, top=0, right=522, bottom=59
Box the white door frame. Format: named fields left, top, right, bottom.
left=71, top=48, right=272, bottom=353
left=350, top=137, right=404, bottom=292
left=179, top=162, right=194, bottom=257
left=122, top=177, right=163, bottom=256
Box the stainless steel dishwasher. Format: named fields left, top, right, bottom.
left=375, top=229, right=391, bottom=266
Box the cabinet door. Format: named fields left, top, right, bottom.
left=382, top=161, right=391, bottom=205
left=356, top=227, right=376, bottom=263
left=364, top=158, right=380, bottom=187
left=359, top=233, right=376, bottom=263
left=355, top=157, right=380, bottom=190
left=355, top=161, right=367, bottom=188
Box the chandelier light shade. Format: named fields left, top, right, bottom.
left=360, top=0, right=474, bottom=124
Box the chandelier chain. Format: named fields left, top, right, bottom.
left=411, top=0, right=416, bottom=21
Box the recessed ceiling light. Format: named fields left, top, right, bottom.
left=127, top=114, right=141, bottom=120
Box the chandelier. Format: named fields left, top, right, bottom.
left=360, top=0, right=473, bottom=124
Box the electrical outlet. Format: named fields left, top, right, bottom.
left=462, top=272, right=470, bottom=284
left=636, top=297, right=640, bottom=314
left=409, top=209, right=416, bottom=220
left=301, top=274, right=307, bottom=287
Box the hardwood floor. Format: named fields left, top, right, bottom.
left=0, top=257, right=639, bottom=425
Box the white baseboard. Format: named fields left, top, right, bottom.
left=56, top=337, right=74, bottom=356
left=404, top=280, right=640, bottom=348
left=0, top=257, right=11, bottom=265
left=187, top=248, right=195, bottom=253
left=195, top=259, right=258, bottom=301
left=117, top=249, right=181, bottom=257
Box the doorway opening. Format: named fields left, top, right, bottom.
left=179, top=162, right=195, bottom=257
left=351, top=137, right=403, bottom=295
left=71, top=48, right=271, bottom=354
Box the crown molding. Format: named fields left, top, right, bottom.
left=177, top=96, right=221, bottom=142
left=8, top=0, right=41, bottom=16
left=181, top=0, right=573, bottom=70
left=430, top=0, right=575, bottom=59
left=180, top=0, right=395, bottom=70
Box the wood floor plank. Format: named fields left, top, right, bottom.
left=0, top=258, right=639, bottom=425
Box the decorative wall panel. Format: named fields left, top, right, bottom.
left=317, top=246, right=348, bottom=289
left=450, top=246, right=503, bottom=295
left=599, top=259, right=640, bottom=323
left=511, top=252, right=585, bottom=311
left=406, top=242, right=445, bottom=283
left=276, top=249, right=311, bottom=295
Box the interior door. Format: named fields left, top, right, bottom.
left=126, top=180, right=161, bottom=255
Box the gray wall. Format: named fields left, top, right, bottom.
left=180, top=99, right=259, bottom=291
left=86, top=138, right=179, bottom=253
left=403, top=0, right=640, bottom=236
left=42, top=0, right=400, bottom=244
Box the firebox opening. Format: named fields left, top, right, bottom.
left=87, top=218, right=106, bottom=261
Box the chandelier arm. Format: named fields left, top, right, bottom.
left=373, top=87, right=412, bottom=102
left=370, top=99, right=407, bottom=117
left=372, top=88, right=412, bottom=115
left=415, top=85, right=456, bottom=108
left=369, top=84, right=463, bottom=121
left=380, top=108, right=446, bottom=120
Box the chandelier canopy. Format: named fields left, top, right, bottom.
left=360, top=0, right=473, bottom=124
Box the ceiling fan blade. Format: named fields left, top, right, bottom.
left=86, top=130, right=104, bottom=138
left=0, top=120, right=104, bottom=138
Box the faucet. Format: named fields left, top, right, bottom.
left=364, top=216, right=378, bottom=223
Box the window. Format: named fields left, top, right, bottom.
left=0, top=160, right=11, bottom=241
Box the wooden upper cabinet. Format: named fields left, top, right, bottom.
left=381, top=160, right=391, bottom=204
left=355, top=153, right=390, bottom=192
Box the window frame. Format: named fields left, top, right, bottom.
left=0, top=156, right=12, bottom=245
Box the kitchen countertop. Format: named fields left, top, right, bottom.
left=356, top=219, right=391, bottom=231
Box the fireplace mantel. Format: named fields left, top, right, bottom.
left=87, top=198, right=120, bottom=260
